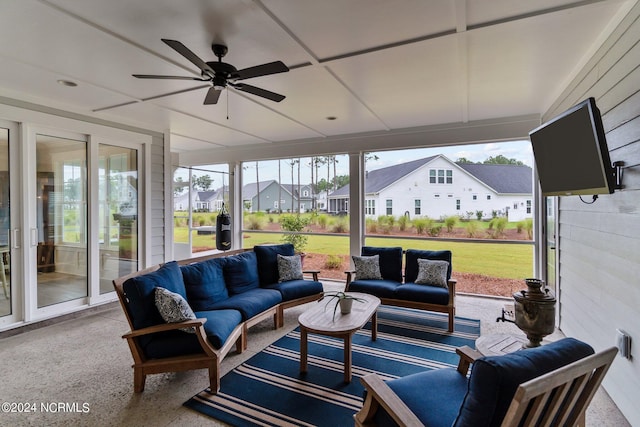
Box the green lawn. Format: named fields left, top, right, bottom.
left=241, top=232, right=532, bottom=279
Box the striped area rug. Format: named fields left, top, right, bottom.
left=184, top=306, right=480, bottom=426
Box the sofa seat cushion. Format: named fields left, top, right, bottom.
left=395, top=283, right=450, bottom=305
left=123, top=261, right=187, bottom=331
left=181, top=257, right=228, bottom=311
left=223, top=251, right=260, bottom=295
left=254, top=244, right=295, bottom=286
left=208, top=288, right=283, bottom=320
left=454, top=337, right=595, bottom=427
left=374, top=368, right=468, bottom=427
left=348, top=279, right=400, bottom=299
left=362, top=246, right=403, bottom=282
left=405, top=249, right=452, bottom=284
left=264, top=279, right=323, bottom=301
left=143, top=309, right=243, bottom=357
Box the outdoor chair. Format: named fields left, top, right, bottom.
left=355, top=337, right=617, bottom=427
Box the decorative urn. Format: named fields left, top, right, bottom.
left=513, top=278, right=556, bottom=348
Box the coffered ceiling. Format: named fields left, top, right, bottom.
left=0, top=0, right=634, bottom=157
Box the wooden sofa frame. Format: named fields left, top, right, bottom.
left=113, top=248, right=321, bottom=393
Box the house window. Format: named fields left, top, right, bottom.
left=456, top=199, right=461, bottom=210
left=429, top=169, right=436, bottom=184
left=274, top=201, right=279, bottom=209
left=430, top=168, right=452, bottom=184
left=386, top=199, right=392, bottom=215
left=487, top=195, right=491, bottom=200
left=513, top=202, right=518, bottom=209
left=365, top=199, right=376, bottom=215
left=438, top=169, right=445, bottom=184
left=414, top=199, right=421, bottom=215
left=434, top=194, right=440, bottom=198
left=446, top=170, right=453, bottom=184
left=472, top=194, right=478, bottom=201
left=303, top=190, right=309, bottom=197
left=526, top=200, right=532, bottom=214
left=447, top=194, right=453, bottom=198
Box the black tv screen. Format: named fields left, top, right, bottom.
left=529, top=97, right=615, bottom=196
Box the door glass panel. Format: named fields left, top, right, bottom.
left=98, top=144, right=138, bottom=294
left=545, top=196, right=556, bottom=294
left=36, top=134, right=87, bottom=307
left=0, top=128, right=10, bottom=316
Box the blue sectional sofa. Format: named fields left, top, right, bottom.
left=113, top=244, right=323, bottom=393
left=345, top=246, right=456, bottom=332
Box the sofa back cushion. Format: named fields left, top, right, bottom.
left=254, top=244, right=295, bottom=286
left=223, top=251, right=260, bottom=295
left=181, top=257, right=229, bottom=311
left=122, top=261, right=186, bottom=330
left=454, top=337, right=595, bottom=427
left=361, top=246, right=403, bottom=282
left=405, top=249, right=452, bottom=284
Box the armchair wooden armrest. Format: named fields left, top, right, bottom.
left=455, top=345, right=482, bottom=374
left=303, top=269, right=320, bottom=281
left=122, top=318, right=207, bottom=339
left=355, top=373, right=423, bottom=427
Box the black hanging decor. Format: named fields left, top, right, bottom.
left=216, top=203, right=232, bottom=251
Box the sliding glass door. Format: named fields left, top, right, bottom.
left=0, top=127, right=11, bottom=317
left=35, top=134, right=88, bottom=308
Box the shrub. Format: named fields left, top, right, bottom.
left=475, top=210, right=484, bottom=221
left=413, top=218, right=432, bottom=235
left=487, top=217, right=508, bottom=238
left=280, top=214, right=311, bottom=253
left=428, top=224, right=442, bottom=237
left=398, top=215, right=409, bottom=231
left=366, top=218, right=378, bottom=233
left=466, top=221, right=480, bottom=238
left=331, top=217, right=349, bottom=233
left=523, top=218, right=533, bottom=239
left=245, top=214, right=265, bottom=230
left=318, top=214, right=329, bottom=229
left=443, top=215, right=458, bottom=232
left=324, top=254, right=343, bottom=270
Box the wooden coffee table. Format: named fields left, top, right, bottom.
left=298, top=292, right=380, bottom=383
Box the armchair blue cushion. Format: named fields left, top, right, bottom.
left=405, top=249, right=452, bottom=284
left=254, top=243, right=295, bottom=286
left=181, top=257, right=228, bottom=311
left=362, top=246, right=403, bottom=282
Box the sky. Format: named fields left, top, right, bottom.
left=175, top=139, right=533, bottom=187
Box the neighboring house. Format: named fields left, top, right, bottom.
left=173, top=187, right=227, bottom=212
left=329, top=155, right=532, bottom=221
left=243, top=181, right=315, bottom=213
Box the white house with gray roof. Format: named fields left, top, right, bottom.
left=329, top=155, right=532, bottom=221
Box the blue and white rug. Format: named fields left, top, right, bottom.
left=184, top=306, right=480, bottom=426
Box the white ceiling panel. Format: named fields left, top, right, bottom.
left=0, top=0, right=634, bottom=160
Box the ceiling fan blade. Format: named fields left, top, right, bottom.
left=231, top=83, right=285, bottom=102
left=233, top=61, right=289, bottom=80
left=203, top=87, right=222, bottom=104
left=132, top=74, right=208, bottom=81
left=162, top=39, right=215, bottom=75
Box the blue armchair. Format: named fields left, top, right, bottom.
left=354, top=337, right=617, bottom=427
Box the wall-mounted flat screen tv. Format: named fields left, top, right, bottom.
left=529, top=97, right=615, bottom=196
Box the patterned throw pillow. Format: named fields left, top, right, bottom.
left=154, top=287, right=197, bottom=333
left=277, top=254, right=304, bottom=282
left=415, top=258, right=449, bottom=288
left=352, top=255, right=383, bottom=280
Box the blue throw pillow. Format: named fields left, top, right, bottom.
left=122, top=261, right=186, bottom=330
left=405, top=249, right=452, bottom=284
left=181, top=257, right=229, bottom=311
left=254, top=244, right=295, bottom=286
left=223, top=251, right=260, bottom=295
left=361, top=246, right=403, bottom=282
